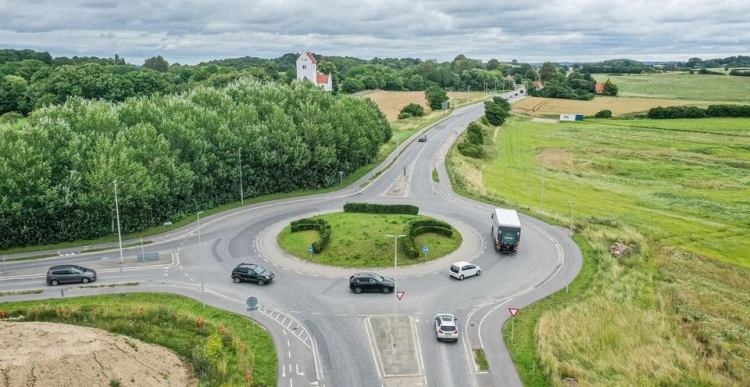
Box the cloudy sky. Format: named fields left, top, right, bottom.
left=1, top=0, right=748, bottom=65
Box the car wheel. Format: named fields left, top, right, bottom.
left=257, top=279, right=266, bottom=286
left=476, top=270, right=481, bottom=276
left=459, top=275, right=464, bottom=280
left=354, top=287, right=362, bottom=294
left=233, top=276, right=242, bottom=283
left=382, top=287, right=391, bottom=294
left=81, top=277, right=89, bottom=284
left=51, top=279, right=59, bottom=286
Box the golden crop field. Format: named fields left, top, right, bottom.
left=356, top=90, right=492, bottom=121
left=511, top=96, right=725, bottom=117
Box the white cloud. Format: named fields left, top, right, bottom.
left=0, top=0, right=747, bottom=64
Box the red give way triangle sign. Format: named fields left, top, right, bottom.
left=508, top=308, right=519, bottom=317
left=396, top=291, right=405, bottom=300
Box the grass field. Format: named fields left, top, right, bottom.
left=512, top=96, right=725, bottom=117
left=0, top=293, right=277, bottom=386
left=593, top=72, right=750, bottom=101
left=447, top=116, right=750, bottom=386
left=276, top=212, right=462, bottom=267
left=357, top=90, right=494, bottom=121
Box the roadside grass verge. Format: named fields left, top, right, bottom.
left=0, top=293, right=276, bottom=387
left=473, top=348, right=490, bottom=372
left=592, top=72, right=750, bottom=101
left=448, top=115, right=750, bottom=386
left=276, top=212, right=462, bottom=267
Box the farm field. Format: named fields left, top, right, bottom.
left=593, top=72, right=750, bottom=101
left=484, top=117, right=750, bottom=267
left=511, top=96, right=722, bottom=117
left=448, top=116, right=750, bottom=386
left=357, top=89, right=493, bottom=121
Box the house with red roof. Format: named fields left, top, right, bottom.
left=594, top=82, right=605, bottom=94
left=296, top=51, right=332, bottom=91
left=532, top=80, right=545, bottom=90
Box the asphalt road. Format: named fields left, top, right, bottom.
left=0, top=88, right=583, bottom=387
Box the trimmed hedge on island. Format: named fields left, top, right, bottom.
left=343, top=202, right=419, bottom=215
left=290, top=218, right=331, bottom=253
left=402, top=219, right=454, bottom=259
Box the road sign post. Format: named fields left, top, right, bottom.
left=509, top=308, right=519, bottom=344
left=308, top=245, right=313, bottom=259
left=422, top=245, right=428, bottom=259
left=246, top=297, right=259, bottom=334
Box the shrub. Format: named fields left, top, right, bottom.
left=595, top=109, right=613, bottom=118
left=290, top=218, right=331, bottom=253
left=402, top=219, right=454, bottom=259
left=397, top=112, right=412, bottom=120
left=0, top=111, right=23, bottom=124
left=457, top=142, right=485, bottom=159
left=400, top=103, right=425, bottom=117
left=343, top=202, right=419, bottom=215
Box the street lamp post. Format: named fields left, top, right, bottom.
left=386, top=234, right=405, bottom=357
left=239, top=148, right=244, bottom=206
left=339, top=171, right=344, bottom=188
left=197, top=211, right=205, bottom=307
left=113, top=180, right=124, bottom=273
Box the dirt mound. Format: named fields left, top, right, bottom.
left=0, top=321, right=191, bottom=387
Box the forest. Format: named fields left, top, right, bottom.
left=0, top=79, right=391, bottom=249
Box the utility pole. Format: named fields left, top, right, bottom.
left=113, top=180, right=124, bottom=273
left=238, top=148, right=244, bottom=206
left=540, top=164, right=545, bottom=214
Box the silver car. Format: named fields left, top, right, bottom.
left=46, top=264, right=97, bottom=286
left=435, top=313, right=459, bottom=342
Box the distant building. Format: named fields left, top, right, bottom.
left=296, top=51, right=332, bottom=91
left=594, top=82, right=605, bottom=94
left=532, top=81, right=545, bottom=90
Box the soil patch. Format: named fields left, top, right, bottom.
left=0, top=321, right=192, bottom=387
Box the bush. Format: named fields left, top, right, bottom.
left=343, top=202, right=419, bottom=215
left=595, top=109, right=612, bottom=118
left=0, top=111, right=23, bottom=124
left=290, top=218, right=331, bottom=253
left=647, top=104, right=750, bottom=119
left=397, top=112, right=412, bottom=120
left=457, top=142, right=485, bottom=159
left=402, top=219, right=454, bottom=259
left=400, top=103, right=425, bottom=117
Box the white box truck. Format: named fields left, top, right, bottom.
left=491, top=208, right=521, bottom=252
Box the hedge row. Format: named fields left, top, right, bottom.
left=402, top=219, right=454, bottom=259
left=647, top=104, right=750, bottom=119
left=290, top=218, right=331, bottom=253
left=343, top=202, right=419, bottom=215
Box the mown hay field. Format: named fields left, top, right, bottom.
left=593, top=72, right=750, bottom=101
left=512, top=96, right=726, bottom=117
left=357, top=90, right=492, bottom=121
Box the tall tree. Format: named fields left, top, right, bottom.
left=425, top=85, right=448, bottom=110
left=539, top=62, right=557, bottom=82
left=143, top=55, right=169, bottom=72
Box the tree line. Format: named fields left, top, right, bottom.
left=647, top=104, right=750, bottom=119
left=0, top=79, right=391, bottom=249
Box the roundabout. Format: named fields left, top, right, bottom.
left=0, top=95, right=582, bottom=387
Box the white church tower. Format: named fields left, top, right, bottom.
left=296, top=51, right=332, bottom=91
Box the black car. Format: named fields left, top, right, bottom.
left=231, top=263, right=274, bottom=285
left=349, top=272, right=395, bottom=294
left=46, top=264, right=97, bottom=286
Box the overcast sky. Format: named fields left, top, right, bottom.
left=1, top=0, right=748, bottom=65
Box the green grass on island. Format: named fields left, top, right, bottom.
left=0, top=293, right=277, bottom=387
left=276, top=212, right=462, bottom=267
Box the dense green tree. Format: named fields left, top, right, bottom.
left=425, top=85, right=448, bottom=110
left=486, top=59, right=501, bottom=71
left=603, top=78, right=618, bottom=96
left=263, top=60, right=279, bottom=80
left=484, top=100, right=507, bottom=126
left=143, top=55, right=169, bottom=72
left=539, top=62, right=557, bottom=82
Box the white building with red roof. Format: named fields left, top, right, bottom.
left=296, top=51, right=332, bottom=91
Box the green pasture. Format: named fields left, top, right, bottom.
left=593, top=72, right=750, bottom=101
left=483, top=117, right=750, bottom=267
left=0, top=293, right=277, bottom=387
left=276, top=212, right=462, bottom=267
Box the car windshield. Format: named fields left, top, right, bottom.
left=254, top=266, right=266, bottom=275
left=371, top=274, right=384, bottom=282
